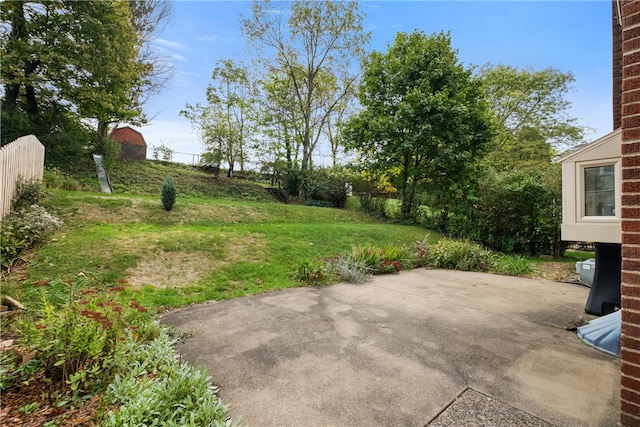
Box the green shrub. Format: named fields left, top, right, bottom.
left=43, top=167, right=79, bottom=190
left=412, top=237, right=432, bottom=267
left=12, top=177, right=47, bottom=210
left=430, top=239, right=495, bottom=272
left=357, top=194, right=391, bottom=218
left=1, top=204, right=63, bottom=268
left=349, top=245, right=384, bottom=272
left=17, top=283, right=156, bottom=401
left=349, top=244, right=410, bottom=274
left=471, top=167, right=564, bottom=256
left=161, top=178, right=177, bottom=211
left=291, top=259, right=331, bottom=285
left=302, top=168, right=348, bottom=208
left=103, top=138, right=122, bottom=175
left=283, top=168, right=303, bottom=197
left=103, top=330, right=235, bottom=426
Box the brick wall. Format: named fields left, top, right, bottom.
left=616, top=0, right=624, bottom=129
left=621, top=1, right=640, bottom=425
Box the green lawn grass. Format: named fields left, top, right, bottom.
left=4, top=191, right=438, bottom=312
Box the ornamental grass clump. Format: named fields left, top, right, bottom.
left=161, top=177, right=176, bottom=211
left=325, top=253, right=373, bottom=284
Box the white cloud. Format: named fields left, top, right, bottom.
left=366, top=23, right=404, bottom=32
left=154, top=38, right=188, bottom=50
left=169, top=53, right=188, bottom=62
left=196, top=34, right=220, bottom=42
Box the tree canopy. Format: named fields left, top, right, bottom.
left=343, top=31, right=494, bottom=218
left=241, top=0, right=369, bottom=172
left=479, top=64, right=584, bottom=168
left=181, top=60, right=255, bottom=177
left=1, top=0, right=173, bottom=159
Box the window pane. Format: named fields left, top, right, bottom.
left=584, top=165, right=615, bottom=216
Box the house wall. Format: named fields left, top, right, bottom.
left=560, top=129, right=622, bottom=243
left=620, top=1, right=640, bottom=424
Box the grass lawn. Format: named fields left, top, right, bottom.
left=3, top=190, right=438, bottom=312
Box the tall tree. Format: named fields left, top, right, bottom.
left=256, top=71, right=303, bottom=169
left=479, top=64, right=584, bottom=168
left=96, top=0, right=175, bottom=150
left=181, top=60, right=255, bottom=177
left=343, top=31, right=494, bottom=219
left=1, top=1, right=173, bottom=156
left=242, top=0, right=370, bottom=172
left=0, top=1, right=143, bottom=155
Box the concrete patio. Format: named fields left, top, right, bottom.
left=162, top=269, right=620, bottom=426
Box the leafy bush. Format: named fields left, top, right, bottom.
left=413, top=237, right=432, bottom=267
left=1, top=204, right=63, bottom=268
left=282, top=168, right=303, bottom=197
left=152, top=143, right=174, bottom=162
left=161, top=178, right=177, bottom=211
left=103, top=138, right=122, bottom=175
left=357, top=194, right=392, bottom=219
left=429, top=239, right=495, bottom=272
left=325, top=254, right=373, bottom=284
left=349, top=244, right=410, bottom=274
left=302, top=168, right=348, bottom=208
left=12, top=177, right=48, bottom=210
left=17, top=283, right=156, bottom=400
left=43, top=167, right=79, bottom=191
left=102, top=330, right=235, bottom=426
left=291, top=259, right=331, bottom=285
left=349, top=245, right=384, bottom=272
left=448, top=167, right=565, bottom=256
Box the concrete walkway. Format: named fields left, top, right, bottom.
left=161, top=269, right=620, bottom=427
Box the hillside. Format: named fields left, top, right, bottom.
left=65, top=157, right=277, bottom=202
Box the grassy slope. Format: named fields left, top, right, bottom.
left=5, top=177, right=437, bottom=312
left=68, top=157, right=276, bottom=201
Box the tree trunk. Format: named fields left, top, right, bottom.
left=96, top=121, right=110, bottom=154
left=400, top=152, right=412, bottom=218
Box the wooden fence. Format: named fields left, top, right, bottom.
left=0, top=135, right=45, bottom=220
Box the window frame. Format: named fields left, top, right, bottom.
left=577, top=158, right=621, bottom=222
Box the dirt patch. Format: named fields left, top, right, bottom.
left=73, top=198, right=151, bottom=224
left=123, top=233, right=268, bottom=288
left=531, top=262, right=580, bottom=282
left=127, top=251, right=214, bottom=288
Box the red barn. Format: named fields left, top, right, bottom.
left=109, top=126, right=147, bottom=160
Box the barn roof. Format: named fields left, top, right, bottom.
left=109, top=126, right=147, bottom=147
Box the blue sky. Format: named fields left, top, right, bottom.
left=139, top=1, right=613, bottom=165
